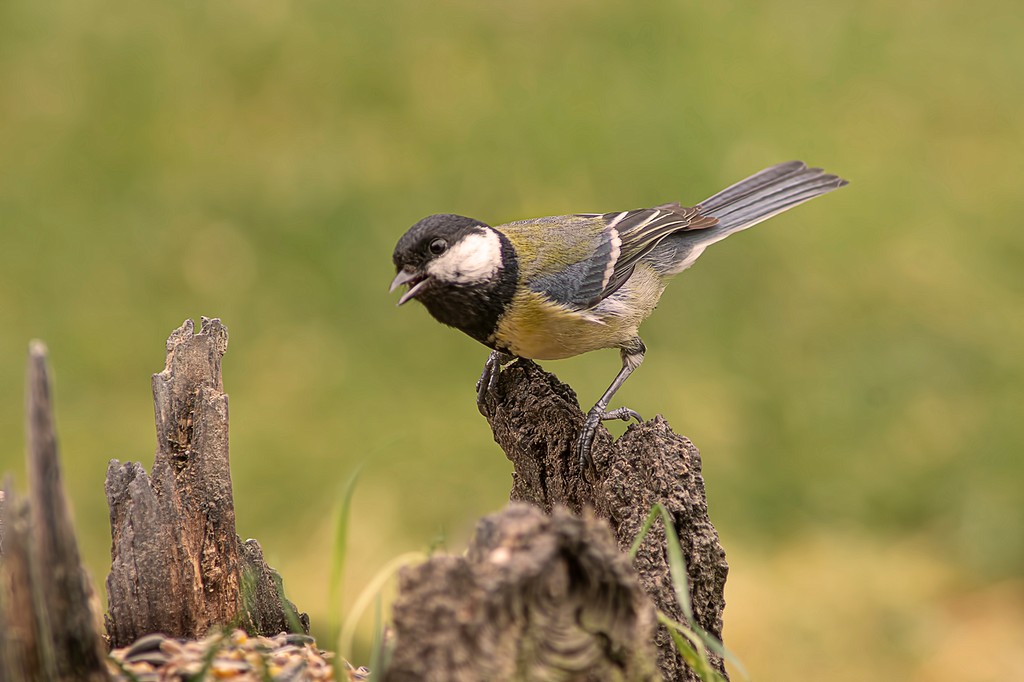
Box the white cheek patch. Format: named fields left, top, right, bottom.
left=427, top=229, right=503, bottom=284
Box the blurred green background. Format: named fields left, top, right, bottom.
left=2, top=0, right=1022, bottom=679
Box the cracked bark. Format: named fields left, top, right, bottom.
left=482, top=359, right=729, bottom=681
left=388, top=359, right=729, bottom=682
left=0, top=343, right=109, bottom=681
left=387, top=504, right=661, bottom=682
left=104, top=318, right=307, bottom=649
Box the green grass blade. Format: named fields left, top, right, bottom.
left=659, top=611, right=725, bottom=682
left=328, top=465, right=364, bottom=645
left=635, top=503, right=750, bottom=681
left=629, top=505, right=661, bottom=559
left=658, top=504, right=694, bottom=625
left=339, top=551, right=426, bottom=659
left=691, top=622, right=750, bottom=681
left=369, top=593, right=384, bottom=677
left=666, top=622, right=702, bottom=670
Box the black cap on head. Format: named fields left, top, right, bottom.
left=393, top=214, right=489, bottom=269
left=391, top=213, right=517, bottom=347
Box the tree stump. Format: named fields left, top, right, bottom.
left=104, top=317, right=307, bottom=649
left=0, top=342, right=109, bottom=681
left=387, top=504, right=660, bottom=682
left=389, top=359, right=729, bottom=681
left=480, top=359, right=729, bottom=680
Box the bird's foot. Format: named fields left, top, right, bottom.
left=602, top=406, right=643, bottom=424
left=476, top=350, right=513, bottom=411
left=576, top=406, right=643, bottom=468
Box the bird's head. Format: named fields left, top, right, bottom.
left=390, top=214, right=503, bottom=306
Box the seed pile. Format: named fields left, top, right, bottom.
left=108, top=629, right=370, bottom=681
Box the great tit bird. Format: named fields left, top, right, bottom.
left=391, top=161, right=847, bottom=465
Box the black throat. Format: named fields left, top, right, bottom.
left=416, top=231, right=519, bottom=349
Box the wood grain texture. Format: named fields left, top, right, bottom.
left=105, top=318, right=306, bottom=649
left=387, top=504, right=660, bottom=682
left=0, top=343, right=109, bottom=681
left=387, top=359, right=729, bottom=681
left=481, top=359, right=729, bottom=681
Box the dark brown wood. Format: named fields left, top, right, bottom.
left=479, top=359, right=729, bottom=682
left=0, top=484, right=49, bottom=682
left=0, top=343, right=110, bottom=681
left=386, top=504, right=660, bottom=682
left=26, top=342, right=110, bottom=681
left=105, top=318, right=306, bottom=649
left=387, top=360, right=728, bottom=682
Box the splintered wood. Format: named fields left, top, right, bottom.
left=0, top=342, right=109, bottom=681
left=105, top=318, right=306, bottom=649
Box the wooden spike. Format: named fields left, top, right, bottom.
left=25, top=342, right=109, bottom=681
left=105, top=318, right=306, bottom=648
left=0, top=483, right=49, bottom=681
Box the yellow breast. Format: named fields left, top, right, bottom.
left=493, top=264, right=666, bottom=360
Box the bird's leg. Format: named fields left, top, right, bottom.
left=577, top=338, right=646, bottom=467
left=477, top=349, right=515, bottom=407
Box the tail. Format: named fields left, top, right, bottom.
left=697, top=160, right=847, bottom=245
left=654, top=161, right=847, bottom=274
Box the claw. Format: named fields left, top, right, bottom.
left=576, top=425, right=598, bottom=468
left=475, top=365, right=491, bottom=406
left=476, top=350, right=513, bottom=410
left=574, top=339, right=646, bottom=469
left=576, top=406, right=643, bottom=468
left=604, top=407, right=643, bottom=424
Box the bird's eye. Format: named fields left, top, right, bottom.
left=428, top=238, right=448, bottom=255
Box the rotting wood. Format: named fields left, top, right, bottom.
left=105, top=317, right=307, bottom=649
left=26, top=341, right=110, bottom=680
left=388, top=360, right=729, bottom=682
left=3, top=318, right=727, bottom=681
left=0, top=485, right=48, bottom=681
left=386, top=504, right=660, bottom=682
left=481, top=359, right=729, bottom=681
left=0, top=343, right=110, bottom=681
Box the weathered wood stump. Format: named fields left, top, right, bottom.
left=3, top=318, right=728, bottom=681
left=0, top=342, right=109, bottom=681
left=387, top=504, right=660, bottom=682
left=388, top=359, right=729, bottom=682
left=484, top=359, right=729, bottom=680
left=104, top=317, right=307, bottom=649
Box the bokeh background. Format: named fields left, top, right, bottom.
left=2, top=0, right=1022, bottom=679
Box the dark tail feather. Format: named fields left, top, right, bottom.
left=696, top=161, right=847, bottom=245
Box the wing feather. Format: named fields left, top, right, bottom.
left=585, top=206, right=717, bottom=304
left=547, top=206, right=716, bottom=308
left=514, top=160, right=845, bottom=311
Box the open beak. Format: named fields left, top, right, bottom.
left=390, top=268, right=430, bottom=306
